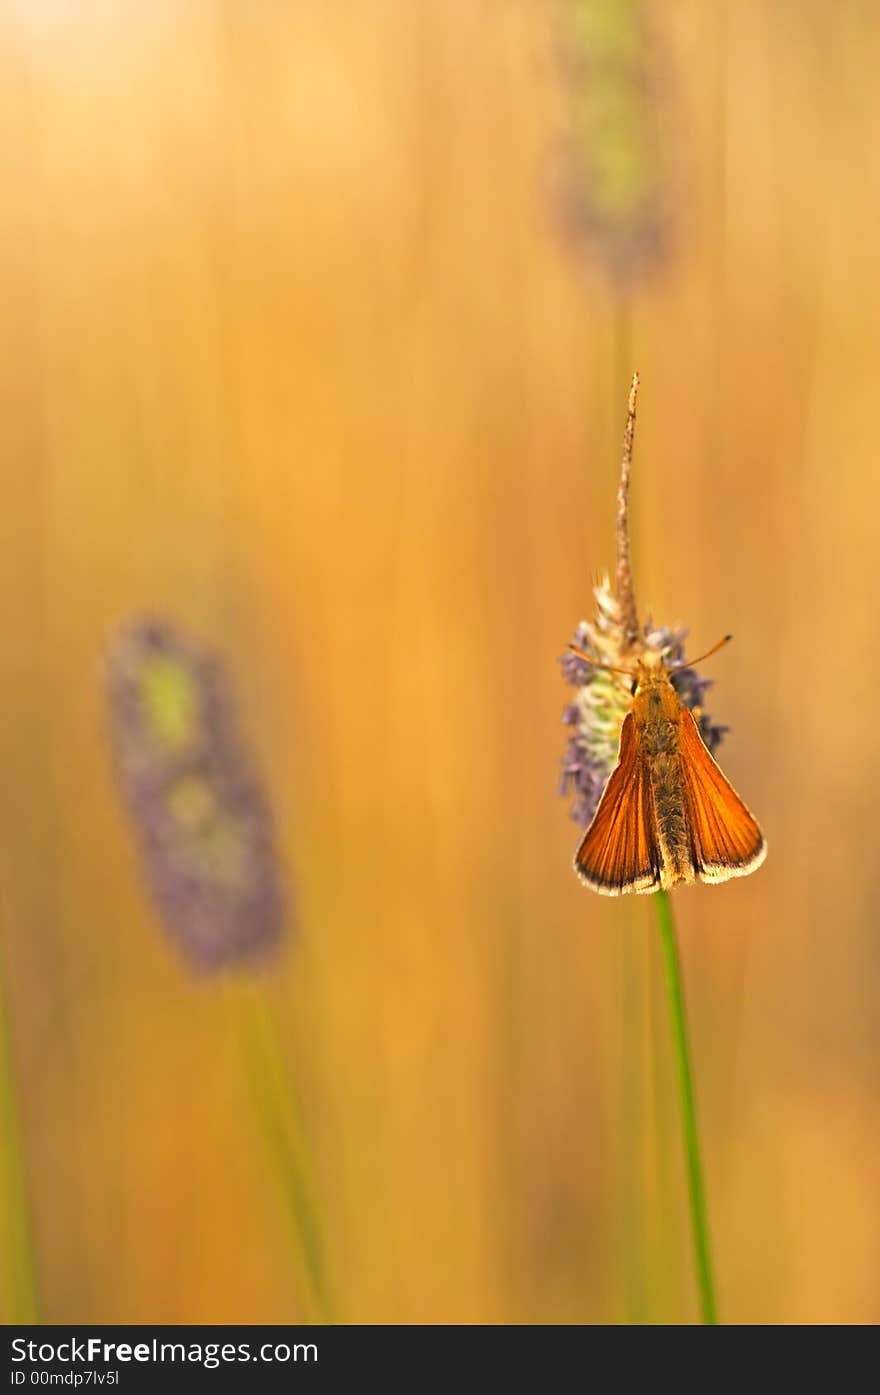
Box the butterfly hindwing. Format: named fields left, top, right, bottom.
left=574, top=712, right=662, bottom=896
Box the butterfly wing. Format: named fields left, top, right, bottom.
left=574, top=712, right=662, bottom=895
left=678, top=705, right=766, bottom=883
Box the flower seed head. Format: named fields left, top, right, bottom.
left=559, top=376, right=728, bottom=828
left=559, top=589, right=727, bottom=828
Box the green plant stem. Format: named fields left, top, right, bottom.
left=234, top=983, right=332, bottom=1323
left=0, top=957, right=40, bottom=1323
left=653, top=889, right=718, bottom=1324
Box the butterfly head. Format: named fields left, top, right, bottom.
left=629, top=648, right=668, bottom=695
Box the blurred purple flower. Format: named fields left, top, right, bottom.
left=549, top=0, right=672, bottom=288
left=106, top=619, right=284, bottom=971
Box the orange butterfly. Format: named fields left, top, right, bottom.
left=572, top=644, right=766, bottom=895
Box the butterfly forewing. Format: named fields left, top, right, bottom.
left=678, top=705, right=766, bottom=883
left=574, top=713, right=662, bottom=895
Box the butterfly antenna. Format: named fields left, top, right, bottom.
left=569, top=644, right=635, bottom=678
left=671, top=634, right=733, bottom=669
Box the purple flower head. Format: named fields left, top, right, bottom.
left=558, top=578, right=634, bottom=827
left=559, top=621, right=595, bottom=687
left=559, top=582, right=728, bottom=829
left=106, top=619, right=285, bottom=972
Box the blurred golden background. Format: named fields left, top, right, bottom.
left=1, top=0, right=878, bottom=1325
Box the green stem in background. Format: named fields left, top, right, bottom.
left=653, top=889, right=718, bottom=1325
left=0, top=953, right=41, bottom=1323
left=234, top=982, right=333, bottom=1323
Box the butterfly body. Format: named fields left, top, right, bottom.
left=574, top=651, right=766, bottom=895
left=631, top=661, right=695, bottom=885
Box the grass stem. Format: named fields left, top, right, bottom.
left=653, top=889, right=718, bottom=1324
left=234, top=982, right=332, bottom=1323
